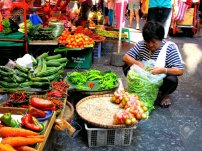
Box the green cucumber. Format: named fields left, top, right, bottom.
left=36, top=52, right=49, bottom=60
left=47, top=58, right=68, bottom=64
left=14, top=64, right=29, bottom=73
left=31, top=77, right=49, bottom=82
left=1, top=76, right=16, bottom=83
left=46, top=62, right=61, bottom=67
left=0, top=81, right=19, bottom=88
left=41, top=58, right=47, bottom=72
left=46, top=54, right=62, bottom=61
left=30, top=81, right=50, bottom=88
left=36, top=66, right=61, bottom=77
left=0, top=66, right=15, bottom=73
left=20, top=81, right=30, bottom=87
left=14, top=69, right=28, bottom=78
left=13, top=75, right=26, bottom=83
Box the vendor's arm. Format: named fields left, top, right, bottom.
left=151, top=67, right=184, bottom=76
left=122, top=41, right=144, bottom=68
left=151, top=43, right=184, bottom=76
left=123, top=54, right=144, bottom=68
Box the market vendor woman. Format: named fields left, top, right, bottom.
left=122, top=21, right=184, bottom=107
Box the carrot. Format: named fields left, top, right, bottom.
left=1, top=136, right=44, bottom=147
left=15, top=146, right=37, bottom=151
left=26, top=135, right=45, bottom=139
left=0, top=127, right=39, bottom=138
left=0, top=143, right=17, bottom=151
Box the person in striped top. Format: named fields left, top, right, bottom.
left=123, top=21, right=184, bottom=107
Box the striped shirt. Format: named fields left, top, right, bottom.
left=126, top=40, right=184, bottom=69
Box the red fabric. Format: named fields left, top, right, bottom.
left=185, top=0, right=192, bottom=8
left=174, top=0, right=189, bottom=22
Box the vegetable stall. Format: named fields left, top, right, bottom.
left=0, top=0, right=155, bottom=150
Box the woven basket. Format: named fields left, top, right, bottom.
left=76, top=94, right=126, bottom=128
left=63, top=101, right=74, bottom=121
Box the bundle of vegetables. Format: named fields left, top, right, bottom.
left=0, top=127, right=44, bottom=150
left=127, top=64, right=165, bottom=113
left=2, top=18, right=19, bottom=34
left=0, top=65, right=31, bottom=89
left=18, top=19, right=33, bottom=33
left=30, top=52, right=68, bottom=89
left=29, top=25, right=55, bottom=40
left=66, top=69, right=118, bottom=90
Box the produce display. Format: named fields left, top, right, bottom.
left=111, top=90, right=148, bottom=126
left=96, top=30, right=127, bottom=39
left=58, top=30, right=94, bottom=48
left=0, top=53, right=67, bottom=91
left=74, top=26, right=106, bottom=42
left=29, top=26, right=55, bottom=40
left=65, top=70, right=119, bottom=91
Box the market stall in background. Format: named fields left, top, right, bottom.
left=0, top=0, right=155, bottom=150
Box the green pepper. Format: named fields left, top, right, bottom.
left=0, top=113, right=19, bottom=127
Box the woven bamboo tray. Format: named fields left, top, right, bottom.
left=76, top=94, right=126, bottom=128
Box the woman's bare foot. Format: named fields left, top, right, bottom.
left=160, top=95, right=171, bottom=108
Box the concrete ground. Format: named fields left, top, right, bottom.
left=44, top=20, right=202, bottom=151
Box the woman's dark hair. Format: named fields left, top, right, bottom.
left=142, top=21, right=165, bottom=42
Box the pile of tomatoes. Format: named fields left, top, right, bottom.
left=58, top=30, right=94, bottom=48
left=112, top=90, right=148, bottom=126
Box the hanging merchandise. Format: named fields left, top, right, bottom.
left=29, top=14, right=43, bottom=25
left=49, top=20, right=64, bottom=38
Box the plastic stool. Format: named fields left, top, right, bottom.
left=114, top=28, right=130, bottom=42
left=93, top=42, right=102, bottom=58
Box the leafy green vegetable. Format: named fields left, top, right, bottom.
left=66, top=70, right=119, bottom=90
left=2, top=19, right=10, bottom=27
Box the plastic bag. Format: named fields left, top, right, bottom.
left=127, top=60, right=166, bottom=112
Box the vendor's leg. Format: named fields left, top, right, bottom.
left=157, top=75, right=178, bottom=107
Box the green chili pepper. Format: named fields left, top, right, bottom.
left=0, top=113, right=19, bottom=127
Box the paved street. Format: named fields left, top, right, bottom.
left=44, top=20, right=202, bottom=151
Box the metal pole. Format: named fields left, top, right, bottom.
left=117, top=0, right=124, bottom=54
left=23, top=0, right=28, bottom=53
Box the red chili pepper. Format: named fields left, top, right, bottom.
left=47, top=90, right=62, bottom=98
left=30, top=97, right=55, bottom=109
left=21, top=114, right=43, bottom=131
left=88, top=82, right=94, bottom=89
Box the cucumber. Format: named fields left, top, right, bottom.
left=46, top=62, right=61, bottom=67
left=33, top=71, right=61, bottom=82
left=0, top=66, right=15, bottom=73
left=30, top=81, right=50, bottom=88
left=14, top=64, right=29, bottom=73
left=36, top=52, right=49, bottom=60
left=0, top=81, right=19, bottom=88
left=31, top=77, right=49, bottom=82
left=46, top=54, right=62, bottom=61
left=34, top=58, right=42, bottom=74
left=0, top=70, right=9, bottom=76
left=14, top=69, right=28, bottom=78
left=13, top=75, right=26, bottom=83
left=60, top=62, right=67, bottom=68
left=1, top=76, right=16, bottom=83
left=20, top=81, right=30, bottom=87
left=47, top=58, right=68, bottom=64
left=36, top=66, right=61, bottom=77
left=41, top=58, right=47, bottom=72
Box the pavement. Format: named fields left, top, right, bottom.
left=44, top=19, right=202, bottom=151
